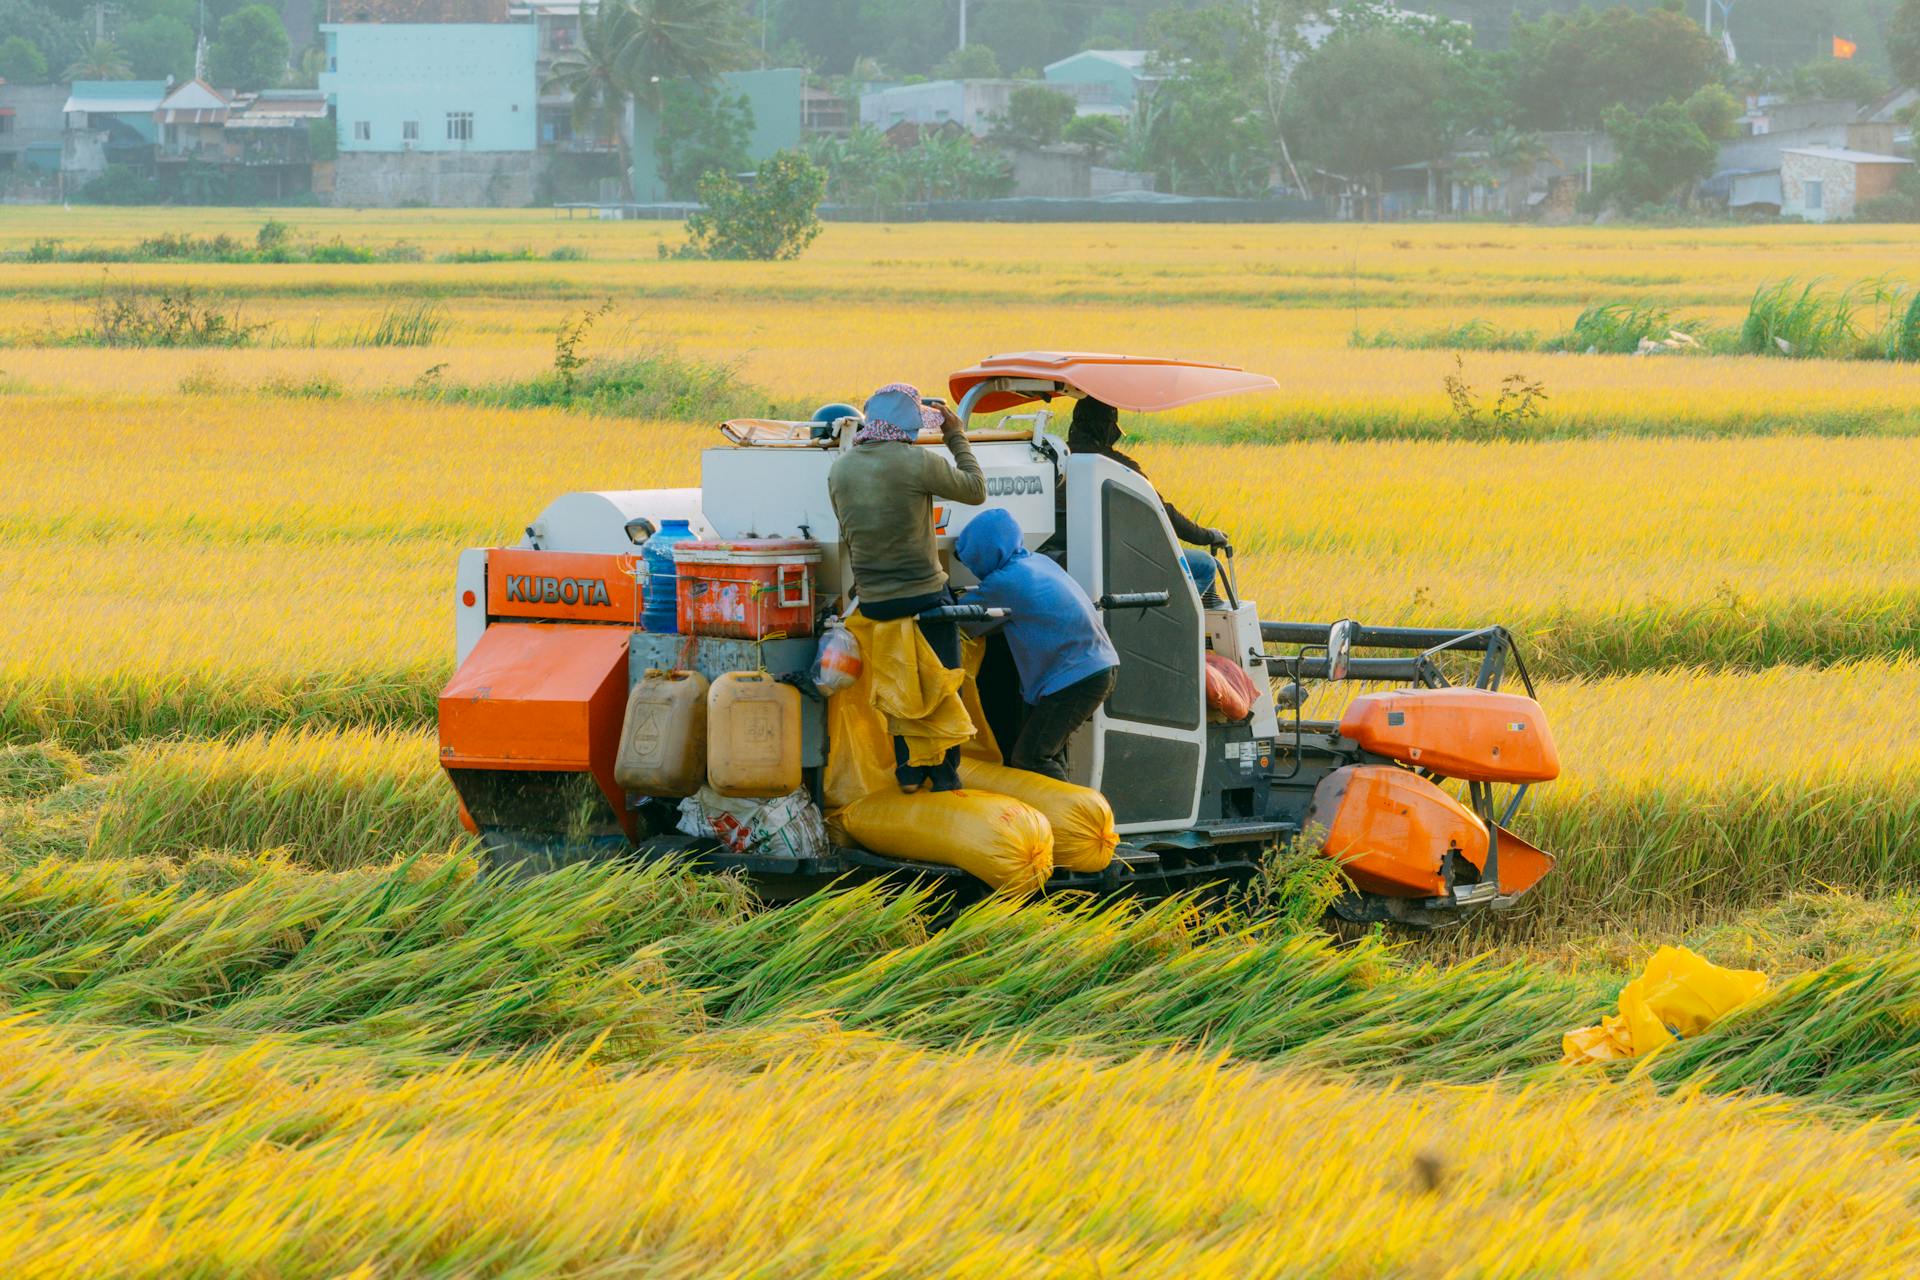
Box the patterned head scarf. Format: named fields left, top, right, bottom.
left=858, top=382, right=942, bottom=445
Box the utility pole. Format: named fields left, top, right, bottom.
left=958, top=0, right=967, bottom=50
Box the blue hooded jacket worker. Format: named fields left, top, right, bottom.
left=954, top=508, right=1120, bottom=782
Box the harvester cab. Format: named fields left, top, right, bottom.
left=438, top=351, right=1561, bottom=929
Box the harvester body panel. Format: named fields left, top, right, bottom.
left=438, top=623, right=635, bottom=839
left=1339, top=688, right=1560, bottom=783
left=1309, top=764, right=1488, bottom=898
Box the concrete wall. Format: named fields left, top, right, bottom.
left=320, top=22, right=535, bottom=153
left=1781, top=152, right=1857, bottom=222
left=1010, top=146, right=1089, bottom=198
left=331, top=148, right=535, bottom=205
left=0, top=84, right=68, bottom=157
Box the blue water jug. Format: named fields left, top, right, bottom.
left=642, top=518, right=695, bottom=632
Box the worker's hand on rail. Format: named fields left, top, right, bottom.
left=1201, top=527, right=1231, bottom=548
left=936, top=402, right=964, bottom=436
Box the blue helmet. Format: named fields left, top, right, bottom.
left=812, top=402, right=860, bottom=424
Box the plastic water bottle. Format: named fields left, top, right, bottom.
left=642, top=518, right=694, bottom=632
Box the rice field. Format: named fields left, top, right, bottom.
left=6, top=208, right=1920, bottom=1275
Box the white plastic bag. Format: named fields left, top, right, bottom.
left=676, top=786, right=830, bottom=861
left=809, top=620, right=863, bottom=696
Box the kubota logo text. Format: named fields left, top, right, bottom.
left=504, top=575, right=613, bottom=607
left=985, top=474, right=1045, bottom=496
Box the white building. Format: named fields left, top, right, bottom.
left=858, top=80, right=1022, bottom=136
left=1779, top=146, right=1912, bottom=223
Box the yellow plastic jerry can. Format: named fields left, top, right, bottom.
left=613, top=669, right=709, bottom=797
left=707, top=671, right=802, bottom=798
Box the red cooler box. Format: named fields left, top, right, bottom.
left=673, top=539, right=822, bottom=639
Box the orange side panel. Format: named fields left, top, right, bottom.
left=1491, top=825, right=1556, bottom=898
left=486, top=548, right=642, bottom=625
left=1310, top=765, right=1488, bottom=899
left=1339, top=688, right=1560, bottom=783
left=438, top=623, right=635, bottom=838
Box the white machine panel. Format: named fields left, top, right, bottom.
left=454, top=548, right=488, bottom=665
left=521, top=489, right=711, bottom=554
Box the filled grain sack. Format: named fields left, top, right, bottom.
left=831, top=789, right=1054, bottom=895
left=957, top=758, right=1117, bottom=873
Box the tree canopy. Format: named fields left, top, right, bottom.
left=0, top=32, right=47, bottom=82
left=992, top=85, right=1076, bottom=149
left=1287, top=28, right=1463, bottom=201
left=207, top=5, right=290, bottom=92
left=1894, top=0, right=1920, bottom=89
left=1504, top=5, right=1725, bottom=130
left=121, top=14, right=195, bottom=84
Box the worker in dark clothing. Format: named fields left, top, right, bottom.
left=828, top=381, right=987, bottom=791
left=1061, top=396, right=1229, bottom=598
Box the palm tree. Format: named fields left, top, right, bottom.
left=65, top=39, right=132, bottom=81
left=545, top=1, right=641, bottom=197
left=544, top=0, right=748, bottom=202
left=621, top=0, right=749, bottom=114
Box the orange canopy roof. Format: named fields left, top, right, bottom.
left=947, top=352, right=1277, bottom=415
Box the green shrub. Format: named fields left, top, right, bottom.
left=679, top=150, right=825, bottom=262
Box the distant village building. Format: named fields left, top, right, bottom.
left=0, top=80, right=66, bottom=188
left=319, top=0, right=538, bottom=206
left=859, top=80, right=1022, bottom=137
left=1041, top=50, right=1152, bottom=116
left=153, top=82, right=328, bottom=200
left=63, top=80, right=169, bottom=187
left=1779, top=147, right=1912, bottom=222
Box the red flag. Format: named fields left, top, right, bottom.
left=1833, top=36, right=1858, bottom=59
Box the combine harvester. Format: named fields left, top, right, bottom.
left=439, top=353, right=1560, bottom=929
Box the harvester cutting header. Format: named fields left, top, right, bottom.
left=438, top=352, right=1561, bottom=928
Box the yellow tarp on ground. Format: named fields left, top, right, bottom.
left=1562, top=945, right=1769, bottom=1065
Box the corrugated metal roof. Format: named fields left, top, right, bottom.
left=1781, top=145, right=1914, bottom=165
left=1045, top=49, right=1149, bottom=73
left=64, top=80, right=169, bottom=113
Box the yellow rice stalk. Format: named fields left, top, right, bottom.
left=0, top=1019, right=1916, bottom=1277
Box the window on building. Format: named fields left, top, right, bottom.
left=447, top=112, right=474, bottom=142
left=402, top=120, right=418, bottom=142
left=551, top=23, right=574, bottom=50
left=0, top=115, right=13, bottom=137
left=352, top=120, right=370, bottom=141
left=1804, top=179, right=1823, bottom=212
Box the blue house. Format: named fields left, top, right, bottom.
left=1042, top=50, right=1151, bottom=116
left=320, top=16, right=534, bottom=153
left=62, top=80, right=170, bottom=180
left=318, top=0, right=537, bottom=203
left=630, top=68, right=808, bottom=202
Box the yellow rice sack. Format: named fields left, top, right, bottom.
left=958, top=759, right=1117, bottom=873
left=832, top=789, right=1054, bottom=895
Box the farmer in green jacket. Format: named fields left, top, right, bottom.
left=828, top=381, right=987, bottom=790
